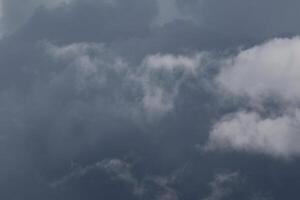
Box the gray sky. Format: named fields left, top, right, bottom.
left=0, top=0, right=300, bottom=199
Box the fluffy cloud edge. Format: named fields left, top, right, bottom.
left=206, top=36, right=300, bottom=159
left=205, top=110, right=300, bottom=158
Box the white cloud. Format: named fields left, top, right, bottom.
left=207, top=37, right=300, bottom=159
left=206, top=110, right=300, bottom=158
left=216, top=37, right=300, bottom=104
left=143, top=53, right=203, bottom=75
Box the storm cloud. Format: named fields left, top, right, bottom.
left=1, top=0, right=300, bottom=199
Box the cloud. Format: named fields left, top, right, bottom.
left=1, top=0, right=157, bottom=41
left=206, top=110, right=300, bottom=158
left=45, top=42, right=206, bottom=118
left=0, top=0, right=74, bottom=34
left=51, top=159, right=136, bottom=188
left=146, top=176, right=179, bottom=200
left=203, top=172, right=240, bottom=200
left=155, top=0, right=189, bottom=25
left=1, top=0, right=300, bottom=198
left=216, top=37, right=300, bottom=104
left=206, top=37, right=300, bottom=159
left=143, top=53, right=203, bottom=74
left=52, top=158, right=179, bottom=200
left=202, top=172, right=271, bottom=200
left=0, top=40, right=210, bottom=190
left=138, top=53, right=205, bottom=115
left=176, top=0, right=300, bottom=40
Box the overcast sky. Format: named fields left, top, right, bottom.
left=0, top=0, right=300, bottom=199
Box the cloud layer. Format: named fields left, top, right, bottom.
left=207, top=37, right=300, bottom=159
left=216, top=37, right=300, bottom=103
left=1, top=0, right=300, bottom=199
left=206, top=111, right=300, bottom=158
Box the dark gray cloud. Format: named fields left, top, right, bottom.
left=0, top=0, right=300, bottom=199
left=16, top=0, right=156, bottom=43
left=176, top=0, right=300, bottom=40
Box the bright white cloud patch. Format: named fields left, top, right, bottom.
left=216, top=37, right=300, bottom=103
left=207, top=37, right=300, bottom=159
left=206, top=111, right=300, bottom=158
left=144, top=53, right=203, bottom=75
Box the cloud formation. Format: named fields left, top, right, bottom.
left=177, top=0, right=300, bottom=40
left=139, top=53, right=205, bottom=115
left=52, top=158, right=179, bottom=200
left=206, top=111, right=300, bottom=158
left=1, top=0, right=300, bottom=199
left=216, top=37, right=300, bottom=104
left=203, top=172, right=240, bottom=200
left=0, top=0, right=73, bottom=34
left=207, top=37, right=300, bottom=159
